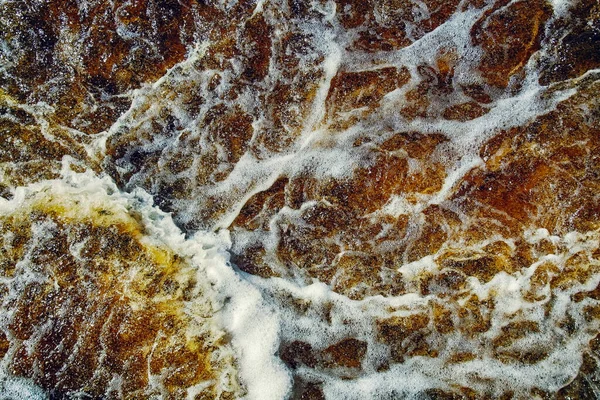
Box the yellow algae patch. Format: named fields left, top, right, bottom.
left=0, top=178, right=241, bottom=399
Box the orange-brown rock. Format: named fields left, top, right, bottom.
left=323, top=338, right=367, bottom=369
left=471, top=0, right=552, bottom=88
left=0, top=0, right=206, bottom=134
left=337, top=0, right=462, bottom=52
left=0, top=191, right=239, bottom=399
left=442, top=101, right=489, bottom=121
left=3, top=0, right=600, bottom=397
left=0, top=96, right=93, bottom=188
left=326, top=67, right=410, bottom=127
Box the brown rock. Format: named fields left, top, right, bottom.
left=471, top=0, right=552, bottom=87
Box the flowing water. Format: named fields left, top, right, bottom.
left=0, top=0, right=599, bottom=398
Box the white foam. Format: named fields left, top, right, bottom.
left=4, top=163, right=600, bottom=397
left=0, top=377, right=47, bottom=400
left=549, top=0, right=574, bottom=18
left=0, top=165, right=290, bottom=400
left=198, top=233, right=292, bottom=400
left=3, top=0, right=599, bottom=397
left=244, top=258, right=599, bottom=397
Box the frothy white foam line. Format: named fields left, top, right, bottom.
left=342, top=8, right=483, bottom=73
left=379, top=153, right=483, bottom=219
left=206, top=152, right=296, bottom=229
left=241, top=218, right=600, bottom=397
left=549, top=0, right=575, bottom=18
left=204, top=252, right=292, bottom=400
left=0, top=376, right=48, bottom=400
left=91, top=40, right=211, bottom=157
left=318, top=339, right=583, bottom=399
left=298, top=42, right=342, bottom=150
left=201, top=36, right=345, bottom=229
left=0, top=165, right=291, bottom=400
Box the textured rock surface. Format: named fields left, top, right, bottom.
left=1, top=0, right=600, bottom=398
left=0, top=179, right=240, bottom=399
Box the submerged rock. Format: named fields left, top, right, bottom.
left=1, top=0, right=599, bottom=398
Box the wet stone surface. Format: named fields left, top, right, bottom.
left=1, top=0, right=600, bottom=398
left=0, top=186, right=240, bottom=399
